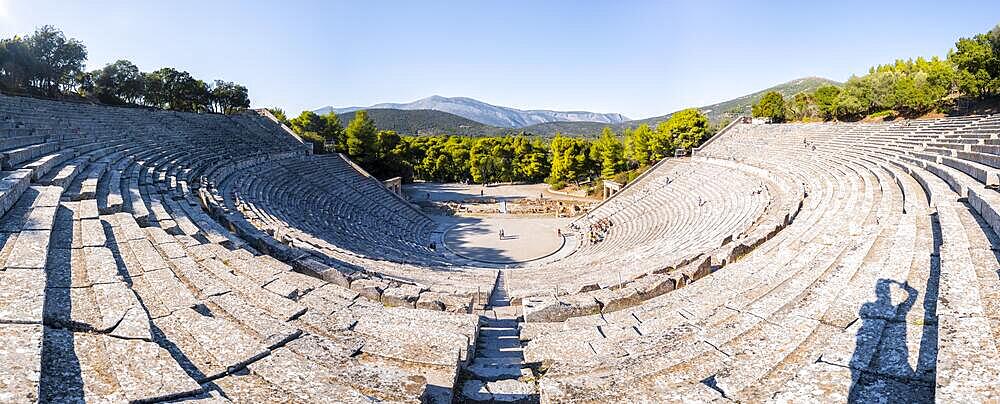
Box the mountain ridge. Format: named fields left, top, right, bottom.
left=315, top=95, right=629, bottom=128
left=325, top=76, right=841, bottom=137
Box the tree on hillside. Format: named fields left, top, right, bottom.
left=548, top=135, right=593, bottom=185
left=514, top=136, right=550, bottom=182
left=751, top=91, right=785, bottom=122
left=288, top=111, right=326, bottom=152
left=320, top=112, right=346, bottom=152
left=590, top=127, right=625, bottom=178
left=661, top=108, right=709, bottom=151
left=950, top=32, right=1000, bottom=97
left=92, top=60, right=144, bottom=105
left=624, top=124, right=653, bottom=166
left=0, top=36, right=36, bottom=90
left=346, top=110, right=378, bottom=163
left=25, top=25, right=87, bottom=95
left=290, top=111, right=324, bottom=134
left=209, top=80, right=250, bottom=114
left=266, top=107, right=289, bottom=125
left=144, top=68, right=210, bottom=112
left=813, top=85, right=841, bottom=120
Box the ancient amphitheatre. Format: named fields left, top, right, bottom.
left=3, top=8, right=1000, bottom=404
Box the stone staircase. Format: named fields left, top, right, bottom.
left=461, top=271, right=538, bottom=403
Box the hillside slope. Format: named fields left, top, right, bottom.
left=628, top=76, right=841, bottom=128
left=329, top=77, right=840, bottom=137
left=336, top=108, right=506, bottom=136
left=318, top=95, right=628, bottom=128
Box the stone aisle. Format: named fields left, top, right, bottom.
left=460, top=271, right=538, bottom=403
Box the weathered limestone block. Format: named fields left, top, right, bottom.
left=350, top=278, right=387, bottom=302
left=382, top=283, right=427, bottom=308
left=293, top=257, right=354, bottom=289
left=415, top=291, right=447, bottom=311
left=631, top=273, right=675, bottom=299
left=523, top=294, right=601, bottom=323
left=0, top=324, right=43, bottom=402
left=487, top=379, right=536, bottom=403
left=591, top=287, right=643, bottom=313
left=690, top=256, right=713, bottom=281
left=440, top=293, right=475, bottom=314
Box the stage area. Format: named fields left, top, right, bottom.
left=441, top=216, right=571, bottom=264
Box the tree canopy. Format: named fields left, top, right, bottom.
left=0, top=25, right=250, bottom=114
left=751, top=91, right=785, bottom=122
left=783, top=23, right=1000, bottom=122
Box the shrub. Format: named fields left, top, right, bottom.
left=299, top=131, right=326, bottom=154
left=550, top=180, right=567, bottom=191
left=866, top=110, right=898, bottom=121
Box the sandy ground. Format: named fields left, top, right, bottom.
left=440, top=216, right=570, bottom=264
left=408, top=182, right=581, bottom=263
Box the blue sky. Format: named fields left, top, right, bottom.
left=2, top=1, right=998, bottom=119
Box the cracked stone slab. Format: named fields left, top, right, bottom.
left=139, top=268, right=199, bottom=313
left=249, top=348, right=372, bottom=402
left=935, top=315, right=1000, bottom=402
left=486, top=379, right=535, bottom=403
left=209, top=371, right=296, bottom=402
left=0, top=266, right=46, bottom=323
left=80, top=218, right=106, bottom=247
left=102, top=336, right=204, bottom=402
left=286, top=334, right=426, bottom=402
left=82, top=246, right=123, bottom=285
left=209, top=293, right=299, bottom=345
left=158, top=307, right=267, bottom=379
left=108, top=306, right=153, bottom=341
left=200, top=258, right=306, bottom=321
left=170, top=256, right=228, bottom=296
left=39, top=327, right=125, bottom=402
left=381, top=284, right=427, bottom=308
left=129, top=239, right=169, bottom=272
left=4, top=230, right=51, bottom=270
left=0, top=323, right=42, bottom=403
left=90, top=280, right=150, bottom=340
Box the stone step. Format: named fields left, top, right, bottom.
left=466, top=359, right=524, bottom=381
left=480, top=326, right=519, bottom=337
left=478, top=336, right=523, bottom=350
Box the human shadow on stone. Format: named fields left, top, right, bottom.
left=848, top=212, right=941, bottom=403
left=848, top=279, right=919, bottom=403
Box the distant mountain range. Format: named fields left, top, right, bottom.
left=315, top=95, right=629, bottom=128
left=318, top=77, right=841, bottom=137
left=335, top=108, right=503, bottom=136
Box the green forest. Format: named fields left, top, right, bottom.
left=0, top=26, right=249, bottom=113
left=269, top=107, right=712, bottom=189
left=752, top=24, right=1000, bottom=122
